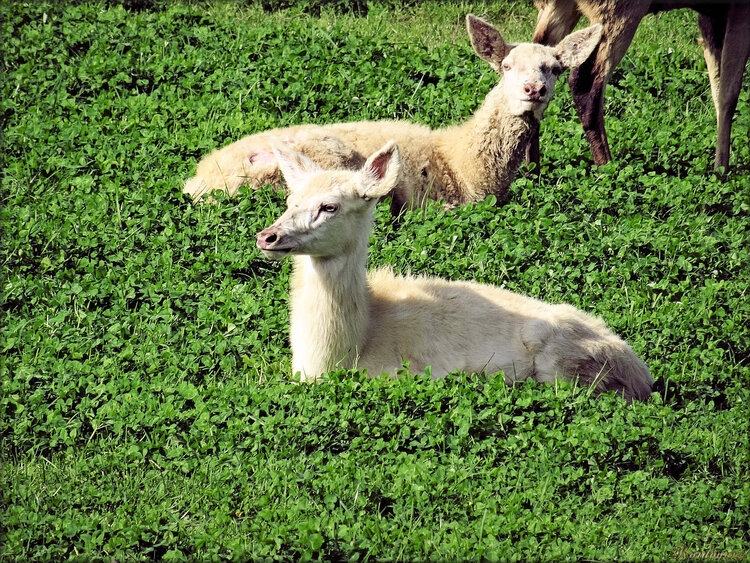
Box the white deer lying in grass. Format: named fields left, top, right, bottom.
left=186, top=16, right=602, bottom=213
left=256, top=140, right=653, bottom=402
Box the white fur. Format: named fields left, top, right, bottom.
left=186, top=16, right=602, bottom=212
left=256, top=141, right=654, bottom=402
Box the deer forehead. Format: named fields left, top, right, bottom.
left=505, top=43, right=560, bottom=71
left=286, top=171, right=358, bottom=207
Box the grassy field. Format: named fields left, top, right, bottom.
left=2, top=0, right=749, bottom=560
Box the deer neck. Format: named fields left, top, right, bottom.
left=436, top=85, right=539, bottom=203
left=288, top=232, right=370, bottom=381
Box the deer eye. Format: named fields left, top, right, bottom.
left=502, top=62, right=511, bottom=72
left=319, top=203, right=338, bottom=214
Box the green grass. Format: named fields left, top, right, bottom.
left=1, top=0, right=749, bottom=560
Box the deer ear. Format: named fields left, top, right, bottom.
left=466, top=14, right=513, bottom=70
left=358, top=140, right=402, bottom=200
left=553, top=24, right=602, bottom=69
left=270, top=139, right=323, bottom=191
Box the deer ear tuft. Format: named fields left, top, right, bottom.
left=553, top=23, right=602, bottom=69
left=466, top=14, right=513, bottom=68
left=270, top=139, right=323, bottom=191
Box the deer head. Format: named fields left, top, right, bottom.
left=257, top=140, right=402, bottom=260
left=467, top=14, right=602, bottom=119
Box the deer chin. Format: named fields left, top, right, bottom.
left=506, top=97, right=549, bottom=119
left=258, top=246, right=297, bottom=260
left=520, top=98, right=550, bottom=119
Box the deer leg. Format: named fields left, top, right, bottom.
left=524, top=125, right=541, bottom=173
left=700, top=5, right=750, bottom=171
left=717, top=5, right=750, bottom=170
left=532, top=0, right=581, bottom=46
left=568, top=6, right=648, bottom=166
left=697, top=10, right=725, bottom=118
left=570, top=62, right=611, bottom=165
left=526, top=0, right=581, bottom=170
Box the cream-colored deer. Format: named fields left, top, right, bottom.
left=186, top=16, right=602, bottom=213
left=256, top=141, right=653, bottom=402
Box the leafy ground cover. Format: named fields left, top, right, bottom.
left=1, top=0, right=749, bottom=560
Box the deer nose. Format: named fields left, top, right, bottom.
left=524, top=82, right=547, bottom=99
left=256, top=227, right=279, bottom=249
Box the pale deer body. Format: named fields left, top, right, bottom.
left=185, top=16, right=602, bottom=212
left=257, top=141, right=653, bottom=402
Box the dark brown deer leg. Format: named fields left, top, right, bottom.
left=568, top=2, right=649, bottom=165
left=700, top=4, right=750, bottom=171
left=526, top=0, right=581, bottom=171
